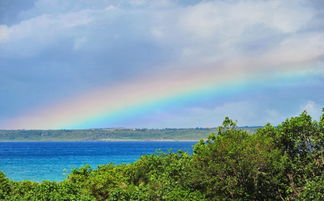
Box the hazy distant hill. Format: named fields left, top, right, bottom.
left=0, top=127, right=260, bottom=141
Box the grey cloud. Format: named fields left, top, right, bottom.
left=0, top=0, right=323, bottom=127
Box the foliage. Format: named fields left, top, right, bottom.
left=189, top=118, right=286, bottom=200
left=298, top=175, right=324, bottom=201
left=0, top=111, right=322, bottom=200
left=0, top=171, right=11, bottom=199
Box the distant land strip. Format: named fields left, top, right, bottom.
left=0, top=127, right=261, bottom=141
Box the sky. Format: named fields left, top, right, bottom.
left=0, top=0, right=323, bottom=129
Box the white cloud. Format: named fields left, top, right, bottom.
left=147, top=0, right=319, bottom=67
left=150, top=27, right=164, bottom=39
left=178, top=2, right=224, bottom=40
left=176, top=0, right=313, bottom=40
left=0, top=25, right=10, bottom=42
left=300, top=101, right=322, bottom=120
left=128, top=0, right=147, bottom=6
left=73, top=37, right=87, bottom=50
left=105, top=5, right=117, bottom=11
left=0, top=9, right=95, bottom=57
left=1, top=0, right=320, bottom=62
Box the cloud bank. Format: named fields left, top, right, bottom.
left=0, top=0, right=323, bottom=128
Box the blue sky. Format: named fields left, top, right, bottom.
left=0, top=0, right=323, bottom=128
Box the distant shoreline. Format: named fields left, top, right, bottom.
left=0, top=127, right=258, bottom=142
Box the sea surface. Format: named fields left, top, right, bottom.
left=0, top=141, right=196, bottom=182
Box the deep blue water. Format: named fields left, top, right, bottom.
left=0, top=141, right=196, bottom=182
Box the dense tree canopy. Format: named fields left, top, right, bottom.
left=0, top=111, right=323, bottom=200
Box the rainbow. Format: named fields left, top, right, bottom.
left=3, top=40, right=324, bottom=129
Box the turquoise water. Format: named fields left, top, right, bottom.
left=0, top=141, right=196, bottom=182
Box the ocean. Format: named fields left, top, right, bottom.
left=0, top=141, right=197, bottom=182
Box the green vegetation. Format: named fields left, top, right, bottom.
left=0, top=127, right=259, bottom=141
left=0, top=111, right=323, bottom=200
